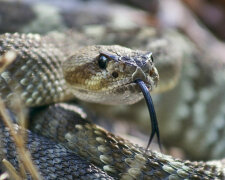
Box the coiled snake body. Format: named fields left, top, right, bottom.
left=0, top=30, right=224, bottom=180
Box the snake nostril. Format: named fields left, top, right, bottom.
left=112, top=71, right=119, bottom=78
left=149, top=67, right=157, bottom=77
left=149, top=69, right=154, bottom=76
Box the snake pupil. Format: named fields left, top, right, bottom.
left=98, top=55, right=108, bottom=69
left=150, top=54, right=154, bottom=62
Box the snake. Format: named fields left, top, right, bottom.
left=0, top=31, right=224, bottom=180
left=0, top=1, right=225, bottom=180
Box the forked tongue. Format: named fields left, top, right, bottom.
left=135, top=79, right=162, bottom=151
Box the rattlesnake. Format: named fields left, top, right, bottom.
left=0, top=0, right=225, bottom=179
left=0, top=30, right=224, bottom=180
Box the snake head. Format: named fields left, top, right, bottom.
left=63, top=45, right=159, bottom=105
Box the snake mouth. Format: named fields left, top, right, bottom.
left=125, top=81, right=151, bottom=92
left=126, top=76, right=154, bottom=92
left=131, top=66, right=159, bottom=92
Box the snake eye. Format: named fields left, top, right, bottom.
left=98, top=55, right=109, bottom=69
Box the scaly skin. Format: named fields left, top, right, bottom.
left=0, top=123, right=113, bottom=179
left=32, top=103, right=225, bottom=179
left=0, top=31, right=224, bottom=179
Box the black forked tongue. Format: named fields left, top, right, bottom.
left=135, top=79, right=162, bottom=151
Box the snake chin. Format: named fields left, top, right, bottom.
left=70, top=80, right=153, bottom=105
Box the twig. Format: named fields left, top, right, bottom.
left=0, top=53, right=42, bottom=180
left=2, top=159, right=22, bottom=180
